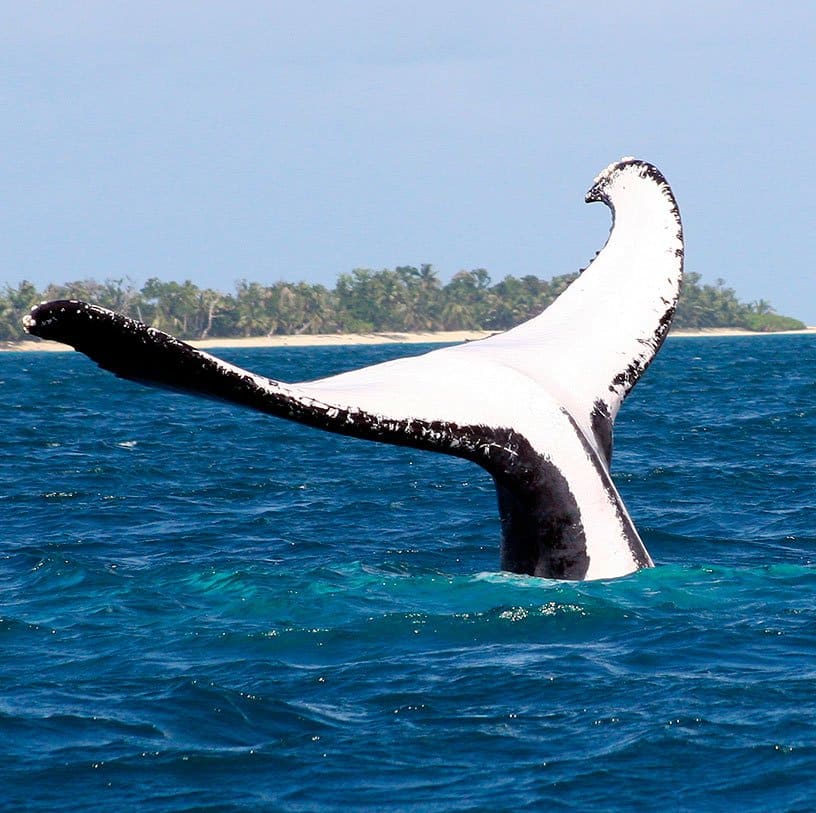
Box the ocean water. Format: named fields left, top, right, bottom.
left=2, top=336, right=816, bottom=812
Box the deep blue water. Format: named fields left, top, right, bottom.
left=3, top=336, right=816, bottom=811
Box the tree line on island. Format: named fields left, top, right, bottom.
left=0, top=266, right=805, bottom=342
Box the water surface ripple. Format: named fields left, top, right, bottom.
left=2, top=337, right=816, bottom=811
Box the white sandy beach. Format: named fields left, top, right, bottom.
left=3, top=326, right=816, bottom=353
left=1, top=330, right=494, bottom=353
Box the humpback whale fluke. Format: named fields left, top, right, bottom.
left=23, top=158, right=683, bottom=580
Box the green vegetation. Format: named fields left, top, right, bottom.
left=672, top=273, right=805, bottom=331
left=0, top=267, right=805, bottom=342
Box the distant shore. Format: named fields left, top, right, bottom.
left=3, top=326, right=816, bottom=353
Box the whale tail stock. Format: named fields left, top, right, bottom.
left=23, top=158, right=683, bottom=581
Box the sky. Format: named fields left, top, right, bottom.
left=2, top=2, right=815, bottom=320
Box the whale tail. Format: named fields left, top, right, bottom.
left=23, top=158, right=683, bottom=580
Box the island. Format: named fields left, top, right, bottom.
left=0, top=266, right=806, bottom=347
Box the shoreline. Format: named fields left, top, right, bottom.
left=3, top=326, right=816, bottom=353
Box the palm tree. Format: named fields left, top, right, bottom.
left=234, top=280, right=274, bottom=337
left=0, top=281, right=40, bottom=340
left=750, top=299, right=774, bottom=315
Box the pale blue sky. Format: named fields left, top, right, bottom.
left=2, top=2, right=815, bottom=320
